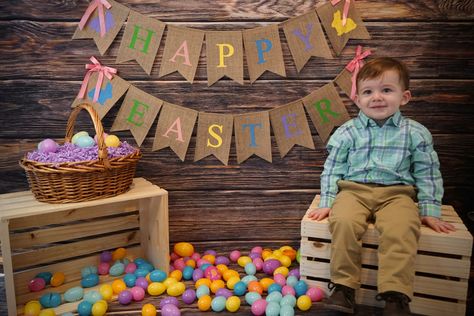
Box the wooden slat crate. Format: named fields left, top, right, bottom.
left=300, top=195, right=472, bottom=316
left=0, top=178, right=169, bottom=316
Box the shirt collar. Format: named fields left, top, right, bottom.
left=355, top=111, right=403, bottom=128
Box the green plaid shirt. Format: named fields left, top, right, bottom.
left=319, top=111, right=443, bottom=217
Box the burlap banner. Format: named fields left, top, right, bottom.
left=234, top=111, right=272, bottom=164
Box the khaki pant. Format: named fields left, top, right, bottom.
left=328, top=180, right=421, bottom=298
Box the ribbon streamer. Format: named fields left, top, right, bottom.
left=77, top=56, right=117, bottom=103
left=78, top=0, right=112, bottom=37
left=345, top=45, right=371, bottom=100
left=331, top=0, right=351, bottom=26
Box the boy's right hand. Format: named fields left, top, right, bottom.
left=307, top=207, right=331, bottom=221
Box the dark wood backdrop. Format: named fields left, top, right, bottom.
left=0, top=1, right=473, bottom=313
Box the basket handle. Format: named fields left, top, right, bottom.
left=65, top=103, right=111, bottom=169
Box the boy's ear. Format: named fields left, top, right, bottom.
left=400, top=90, right=412, bottom=106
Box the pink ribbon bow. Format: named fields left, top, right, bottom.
left=77, top=56, right=117, bottom=103
left=331, top=0, right=352, bottom=26
left=345, top=45, right=372, bottom=100
left=78, top=0, right=112, bottom=37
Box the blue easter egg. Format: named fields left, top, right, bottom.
left=138, top=262, right=154, bottom=272
left=64, top=286, right=84, bottom=302
left=81, top=266, right=97, bottom=277
left=294, top=280, right=308, bottom=297
left=211, top=296, right=226, bottom=312
left=77, top=300, right=93, bottom=316
left=241, top=275, right=258, bottom=285
left=134, top=257, right=148, bottom=265
left=39, top=292, right=61, bottom=308
left=123, top=273, right=137, bottom=287
left=268, top=283, right=282, bottom=294
left=286, top=275, right=298, bottom=287
left=149, top=269, right=167, bottom=282
left=72, top=131, right=89, bottom=144
left=81, top=274, right=99, bottom=288
left=76, top=135, right=95, bottom=148
left=233, top=281, right=247, bottom=296
left=182, top=266, right=194, bottom=280
left=134, top=268, right=149, bottom=278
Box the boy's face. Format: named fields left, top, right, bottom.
left=354, top=70, right=411, bottom=123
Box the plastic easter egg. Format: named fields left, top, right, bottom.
left=247, top=280, right=263, bottom=294
left=149, top=269, right=166, bottom=282
left=134, top=257, right=149, bottom=266
left=241, top=275, right=258, bottom=285
left=24, top=300, right=41, bottom=316
left=147, top=282, right=166, bottom=296
left=173, top=242, right=194, bottom=257
left=233, top=281, right=247, bottom=296
left=135, top=277, right=149, bottom=290
left=141, top=303, right=157, bottom=316
left=167, top=281, right=186, bottom=296
left=210, top=279, right=225, bottom=294
left=237, top=255, right=252, bottom=267
left=160, top=297, right=179, bottom=308
left=81, top=266, right=98, bottom=277
left=282, top=249, right=297, bottom=261
left=260, top=277, right=274, bottom=292
left=288, top=268, right=300, bottom=279
left=197, top=295, right=212, bottom=311
left=29, top=278, right=46, bottom=292
left=249, top=252, right=260, bottom=260
left=274, top=273, right=286, bottom=286
left=226, top=296, right=241, bottom=312
left=112, top=247, right=127, bottom=261
left=39, top=292, right=61, bottom=308
left=261, top=249, right=273, bottom=260
left=134, top=268, right=149, bottom=278
left=131, top=286, right=145, bottom=301
left=163, top=277, right=178, bottom=289
left=118, top=290, right=133, bottom=305
left=97, top=262, right=110, bottom=275
left=99, top=284, right=113, bottom=301
left=215, top=255, right=230, bottom=265
left=38, top=309, right=55, bottom=316
left=274, top=266, right=289, bottom=277
left=104, top=135, right=120, bottom=147
left=280, top=294, right=297, bottom=307
left=279, top=304, right=295, bottom=316
left=216, top=288, right=233, bottom=298
left=229, top=250, right=241, bottom=262
left=268, top=283, right=282, bottom=294
left=124, top=273, right=137, bottom=287
left=100, top=250, right=112, bottom=263
left=124, top=262, right=137, bottom=274
left=253, top=257, right=264, bottom=271
left=245, top=291, right=262, bottom=305
left=76, top=135, right=95, bottom=148
left=91, top=300, right=108, bottom=316
left=279, top=255, right=292, bottom=267
left=182, top=288, right=197, bottom=304
left=286, top=275, right=298, bottom=287
left=197, top=259, right=211, bottom=269
left=38, top=139, right=58, bottom=153
left=64, top=286, right=84, bottom=302
left=226, top=275, right=241, bottom=290
left=263, top=259, right=281, bottom=275
left=195, top=277, right=211, bottom=289
left=71, top=131, right=89, bottom=144
left=192, top=268, right=204, bottom=281
left=265, top=301, right=281, bottom=316
left=109, top=262, right=125, bottom=276
left=83, top=290, right=102, bottom=304
left=81, top=273, right=99, bottom=288
left=35, top=272, right=52, bottom=285
left=112, top=279, right=127, bottom=294
left=196, top=284, right=210, bottom=298
left=204, top=266, right=221, bottom=281
left=211, top=296, right=226, bottom=312
left=251, top=246, right=263, bottom=254
left=222, top=269, right=239, bottom=282
left=251, top=299, right=267, bottom=316
left=161, top=303, right=181, bottom=316
left=282, top=285, right=296, bottom=296
left=266, top=291, right=283, bottom=303
left=294, top=280, right=308, bottom=297
left=306, top=287, right=324, bottom=302
left=138, top=262, right=155, bottom=272
left=245, top=262, right=257, bottom=275
left=77, top=300, right=93, bottom=316
left=297, top=295, right=312, bottom=311
left=170, top=269, right=183, bottom=281
left=182, top=265, right=194, bottom=280
left=202, top=254, right=216, bottom=265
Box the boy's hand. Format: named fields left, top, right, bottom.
left=421, top=216, right=456, bottom=233
left=307, top=207, right=331, bottom=221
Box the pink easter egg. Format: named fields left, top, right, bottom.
left=191, top=252, right=201, bottom=261
left=196, top=258, right=210, bottom=268
left=251, top=299, right=267, bottom=316
left=98, top=262, right=110, bottom=275
left=131, top=286, right=145, bottom=301
left=170, top=252, right=180, bottom=262
left=252, top=258, right=264, bottom=271
left=282, top=285, right=296, bottom=296
left=306, top=287, right=324, bottom=302
left=251, top=246, right=263, bottom=254
left=173, top=258, right=186, bottom=271
left=229, top=250, right=241, bottom=262
left=273, top=273, right=286, bottom=286
left=125, top=262, right=137, bottom=274
left=28, top=278, right=46, bottom=292
left=204, top=266, right=221, bottom=281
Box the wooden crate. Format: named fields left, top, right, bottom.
left=300, top=195, right=472, bottom=316
left=0, top=177, right=169, bottom=316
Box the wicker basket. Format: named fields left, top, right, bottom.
left=19, top=103, right=142, bottom=203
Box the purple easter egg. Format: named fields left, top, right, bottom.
left=214, top=256, right=230, bottom=266
left=135, top=277, right=149, bottom=290
left=288, top=268, right=300, bottom=279
left=192, top=268, right=204, bottom=282
left=182, top=289, right=197, bottom=304
left=118, top=290, right=133, bottom=305
left=215, top=288, right=233, bottom=298
left=262, top=259, right=281, bottom=275
left=160, top=296, right=179, bottom=308
left=249, top=252, right=261, bottom=260
left=204, top=249, right=217, bottom=256
left=100, top=251, right=112, bottom=263
left=161, top=303, right=181, bottom=316
left=38, top=139, right=58, bottom=153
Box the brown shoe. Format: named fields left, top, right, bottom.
left=324, top=282, right=356, bottom=314
left=376, top=291, right=412, bottom=316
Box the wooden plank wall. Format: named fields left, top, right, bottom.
left=0, top=0, right=473, bottom=256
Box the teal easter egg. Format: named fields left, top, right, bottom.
left=182, top=266, right=194, bottom=280
left=77, top=300, right=93, bottom=316
left=109, top=262, right=125, bottom=276
left=266, top=291, right=283, bottom=303
left=294, top=280, right=308, bottom=297
left=211, top=296, right=226, bottom=312
left=76, top=135, right=95, bottom=148
left=286, top=275, right=298, bottom=287
left=150, top=269, right=167, bottom=282
left=72, top=131, right=89, bottom=144
left=265, top=301, right=281, bottom=316
left=81, top=273, right=99, bottom=288
left=124, top=273, right=137, bottom=287
left=134, top=268, right=149, bottom=278
left=39, top=292, right=62, bottom=308
left=268, top=283, right=282, bottom=294
left=241, top=275, right=258, bottom=285
left=244, top=262, right=257, bottom=275
left=233, top=281, right=247, bottom=296
left=280, top=294, right=297, bottom=307
left=280, top=304, right=295, bottom=316
left=196, top=285, right=210, bottom=298
left=81, top=266, right=97, bottom=277
left=83, top=290, right=102, bottom=304
left=64, top=286, right=84, bottom=302
left=245, top=292, right=262, bottom=305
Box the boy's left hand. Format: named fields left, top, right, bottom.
left=421, top=216, right=456, bottom=233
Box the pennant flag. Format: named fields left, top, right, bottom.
left=269, top=101, right=315, bottom=158
left=334, top=45, right=372, bottom=100
left=158, top=25, right=204, bottom=83
left=302, top=83, right=350, bottom=143
left=72, top=0, right=129, bottom=55
left=206, top=31, right=244, bottom=86
left=282, top=10, right=333, bottom=72
left=234, top=111, right=272, bottom=164
left=194, top=113, right=233, bottom=165
left=152, top=102, right=198, bottom=161
left=116, top=10, right=165, bottom=75
left=317, top=1, right=370, bottom=56
left=111, top=85, right=163, bottom=146
left=243, top=25, right=286, bottom=83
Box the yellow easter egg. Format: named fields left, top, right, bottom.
left=272, top=249, right=283, bottom=258
left=163, top=277, right=178, bottom=288
left=91, top=300, right=108, bottom=316
left=261, top=249, right=273, bottom=260
left=273, top=266, right=289, bottom=277
left=279, top=255, right=292, bottom=268
left=226, top=296, right=241, bottom=312
left=167, top=281, right=186, bottom=296
left=169, top=269, right=182, bottom=281
left=259, top=277, right=274, bottom=291
left=210, top=279, right=225, bottom=293
left=279, top=245, right=294, bottom=252
left=195, top=278, right=212, bottom=289
left=264, top=255, right=279, bottom=261
left=198, top=295, right=212, bottom=311
left=202, top=254, right=216, bottom=265
left=226, top=275, right=241, bottom=290
left=99, top=284, right=113, bottom=301
left=24, top=300, right=41, bottom=316
left=297, top=295, right=312, bottom=311
left=222, top=269, right=239, bottom=281
left=173, top=242, right=194, bottom=257
left=147, top=282, right=166, bottom=296
left=216, top=264, right=228, bottom=274
left=237, top=256, right=252, bottom=267
left=38, top=309, right=55, bottom=316
left=142, top=303, right=157, bottom=316
left=105, top=134, right=120, bottom=147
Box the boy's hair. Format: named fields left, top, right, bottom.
left=356, top=57, right=410, bottom=91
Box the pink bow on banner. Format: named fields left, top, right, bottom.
left=331, top=0, right=352, bottom=26
left=78, top=0, right=112, bottom=37
left=345, top=45, right=372, bottom=100
left=77, top=56, right=117, bottom=103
